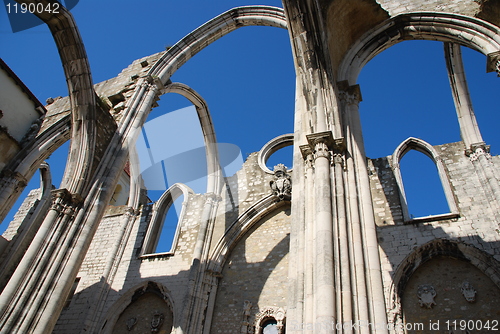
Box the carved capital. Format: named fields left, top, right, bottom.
left=467, top=142, right=491, bottom=162
left=332, top=153, right=344, bottom=167
left=299, top=145, right=314, bottom=170
left=50, top=189, right=83, bottom=214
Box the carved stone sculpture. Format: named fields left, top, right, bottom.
left=270, top=164, right=291, bottom=201
left=461, top=281, right=476, bottom=302
left=150, top=311, right=164, bottom=332
left=417, top=284, right=437, bottom=308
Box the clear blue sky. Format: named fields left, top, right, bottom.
left=1, top=0, right=498, bottom=233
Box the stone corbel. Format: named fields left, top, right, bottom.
left=486, top=51, right=500, bottom=76
left=337, top=80, right=362, bottom=106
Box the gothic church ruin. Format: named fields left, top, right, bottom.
left=1, top=0, right=500, bottom=333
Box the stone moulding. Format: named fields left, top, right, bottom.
left=257, top=133, right=294, bottom=174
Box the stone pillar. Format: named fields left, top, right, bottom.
left=300, top=146, right=315, bottom=334
left=339, top=82, right=388, bottom=334
left=444, top=43, right=484, bottom=150
left=0, top=189, right=82, bottom=333
left=446, top=44, right=500, bottom=220
left=184, top=193, right=221, bottom=334
left=306, top=131, right=336, bottom=333
left=332, top=148, right=353, bottom=333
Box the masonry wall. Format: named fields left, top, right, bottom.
left=210, top=206, right=290, bottom=334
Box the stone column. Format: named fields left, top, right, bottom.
left=298, top=144, right=316, bottom=334
left=444, top=43, right=484, bottom=150
left=306, top=131, right=336, bottom=333
left=332, top=148, right=353, bottom=333
left=0, top=189, right=82, bottom=333
left=339, top=82, right=388, bottom=334
left=446, top=43, right=500, bottom=219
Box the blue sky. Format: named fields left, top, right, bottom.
left=1, top=1, right=498, bottom=232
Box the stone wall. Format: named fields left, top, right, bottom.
left=368, top=141, right=500, bottom=323
left=210, top=206, right=290, bottom=334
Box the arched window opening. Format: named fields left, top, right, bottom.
left=261, top=318, right=279, bottom=334
left=141, top=183, right=193, bottom=257
left=400, top=150, right=450, bottom=218
left=155, top=194, right=184, bottom=254
left=1, top=140, right=68, bottom=234
left=392, top=138, right=459, bottom=223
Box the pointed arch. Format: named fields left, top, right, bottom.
left=100, top=281, right=175, bottom=334
left=391, top=137, right=459, bottom=222
left=338, top=12, right=500, bottom=84
left=388, top=238, right=500, bottom=329
left=140, top=183, right=193, bottom=256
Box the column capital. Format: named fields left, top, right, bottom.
left=50, top=188, right=83, bottom=213
left=299, top=144, right=315, bottom=169
left=304, top=131, right=346, bottom=163
left=467, top=142, right=491, bottom=162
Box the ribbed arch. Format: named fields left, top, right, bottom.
left=391, top=137, right=459, bottom=222
left=148, top=6, right=287, bottom=85
left=126, top=6, right=287, bottom=207
left=338, top=12, right=500, bottom=84
left=0, top=116, right=70, bottom=224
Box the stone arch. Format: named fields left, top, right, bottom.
left=100, top=281, right=175, bottom=334
left=125, top=6, right=287, bottom=205
left=123, top=6, right=287, bottom=161
left=127, top=83, right=222, bottom=208
left=206, top=196, right=290, bottom=333
left=388, top=238, right=500, bottom=328
left=338, top=12, right=500, bottom=85
left=140, top=183, right=193, bottom=256
left=148, top=6, right=287, bottom=85
left=391, top=137, right=459, bottom=222
left=0, top=116, right=70, bottom=224
left=207, top=195, right=289, bottom=274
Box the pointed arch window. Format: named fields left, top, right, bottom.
left=392, top=137, right=459, bottom=223
left=141, top=183, right=193, bottom=256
